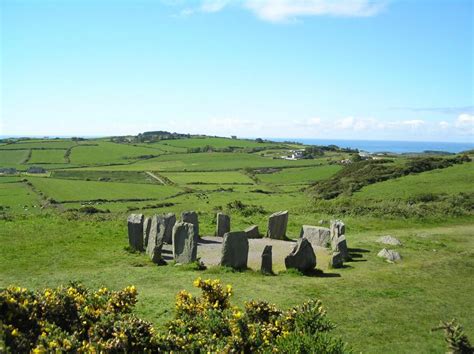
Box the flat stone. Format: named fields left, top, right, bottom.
left=267, top=211, right=288, bottom=240
left=300, top=225, right=331, bottom=248
left=329, top=252, right=344, bottom=268
left=377, top=235, right=402, bottom=246
left=181, top=211, right=199, bottom=236
left=147, top=215, right=166, bottom=264
left=127, top=214, right=144, bottom=252
left=143, top=217, right=152, bottom=248
left=261, top=245, right=273, bottom=274
left=216, top=213, right=230, bottom=237
left=163, top=213, right=176, bottom=244
left=220, top=231, right=249, bottom=270
left=284, top=238, right=316, bottom=272
left=377, top=248, right=402, bottom=262
left=245, top=225, right=261, bottom=239
left=172, top=222, right=198, bottom=264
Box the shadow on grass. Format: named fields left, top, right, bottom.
left=280, top=268, right=341, bottom=278
left=348, top=248, right=370, bottom=253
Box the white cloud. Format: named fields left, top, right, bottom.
left=244, top=0, right=388, bottom=22
left=401, top=119, right=425, bottom=128
left=455, top=113, right=474, bottom=128
left=201, top=0, right=230, bottom=13
left=439, top=121, right=450, bottom=129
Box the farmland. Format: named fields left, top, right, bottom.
left=0, top=135, right=473, bottom=352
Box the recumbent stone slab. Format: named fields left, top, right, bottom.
left=127, top=214, right=144, bottom=252
left=220, top=231, right=249, bottom=270
left=172, top=222, right=198, bottom=264
left=216, top=213, right=230, bottom=237
left=300, top=225, right=331, bottom=248
left=267, top=211, right=288, bottom=240
left=284, top=238, right=316, bottom=272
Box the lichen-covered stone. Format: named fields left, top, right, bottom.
left=267, top=211, right=288, bottom=239
left=245, top=225, right=260, bottom=239
left=127, top=214, right=144, bottom=251
left=216, top=213, right=230, bottom=237
left=377, top=248, right=402, bottom=262
left=147, top=215, right=166, bottom=264
left=220, top=231, right=249, bottom=270
left=163, top=213, right=176, bottom=244
left=331, top=235, right=350, bottom=261
left=172, top=222, right=198, bottom=264
left=143, top=217, right=152, bottom=248
left=181, top=211, right=199, bottom=236
left=300, top=225, right=331, bottom=248
left=284, top=238, right=316, bottom=272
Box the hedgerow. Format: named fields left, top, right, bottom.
left=0, top=279, right=348, bottom=353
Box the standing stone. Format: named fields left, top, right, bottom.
left=143, top=217, right=152, bottom=248
left=216, top=213, right=230, bottom=237
left=261, top=245, right=273, bottom=275
left=284, top=238, right=316, bottom=272
left=127, top=214, right=144, bottom=251
left=300, top=225, right=331, bottom=248
left=220, top=231, right=249, bottom=270
left=147, top=215, right=166, bottom=264
left=163, top=213, right=176, bottom=244
left=172, top=222, right=198, bottom=264
left=245, top=225, right=260, bottom=239
left=377, top=248, right=402, bottom=262
left=267, top=211, right=289, bottom=239
left=331, top=235, right=350, bottom=261
left=330, top=220, right=345, bottom=238
left=329, top=252, right=344, bottom=268
left=181, top=211, right=199, bottom=236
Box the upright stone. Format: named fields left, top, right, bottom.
left=245, top=225, right=260, bottom=239
left=261, top=245, right=273, bottom=275
left=147, top=215, right=166, bottom=264
left=181, top=211, right=199, bottom=236
left=267, top=211, right=289, bottom=239
left=216, top=213, right=230, bottom=237
left=329, top=252, right=344, bottom=268
left=330, top=220, right=345, bottom=238
left=300, top=225, right=331, bottom=248
left=284, top=238, right=316, bottom=272
left=127, top=214, right=144, bottom=251
left=331, top=235, right=350, bottom=261
left=220, top=231, right=249, bottom=270
left=143, top=217, right=152, bottom=248
left=172, top=222, right=198, bottom=264
left=163, top=213, right=176, bottom=244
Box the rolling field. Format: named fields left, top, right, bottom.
left=1, top=136, right=473, bottom=352
left=0, top=140, right=77, bottom=150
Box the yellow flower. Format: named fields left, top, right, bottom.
left=234, top=311, right=242, bottom=319
left=11, top=328, right=19, bottom=337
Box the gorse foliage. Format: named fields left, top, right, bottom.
left=433, top=319, right=473, bottom=354
left=0, top=279, right=347, bottom=353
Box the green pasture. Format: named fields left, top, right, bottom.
left=0, top=139, right=77, bottom=150
left=0, top=181, right=41, bottom=213
left=151, top=137, right=279, bottom=149
left=27, top=177, right=182, bottom=202
left=354, top=162, right=474, bottom=200
left=0, top=149, right=30, bottom=168
left=51, top=170, right=158, bottom=184
left=162, top=171, right=254, bottom=185
left=256, top=165, right=342, bottom=185
left=28, top=149, right=68, bottom=164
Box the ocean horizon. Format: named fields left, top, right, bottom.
left=268, top=138, right=474, bottom=154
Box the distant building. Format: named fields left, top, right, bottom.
left=27, top=166, right=46, bottom=174
left=0, top=168, right=17, bottom=175
left=281, top=149, right=305, bottom=160
left=231, top=135, right=237, bottom=139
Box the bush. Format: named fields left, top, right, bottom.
left=0, top=279, right=347, bottom=353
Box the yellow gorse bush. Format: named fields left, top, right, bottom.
left=0, top=278, right=346, bottom=352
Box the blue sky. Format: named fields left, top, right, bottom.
left=1, top=0, right=473, bottom=141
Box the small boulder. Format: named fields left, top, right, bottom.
left=216, top=213, right=230, bottom=237
left=377, top=248, right=402, bottom=262
left=220, top=231, right=249, bottom=270
left=261, top=245, right=273, bottom=275
left=377, top=236, right=402, bottom=246
left=127, top=214, right=144, bottom=252
left=284, top=238, right=316, bottom=272
left=300, top=225, right=331, bottom=248
left=245, top=225, right=261, bottom=239
left=267, top=211, right=288, bottom=239
left=172, top=222, right=198, bottom=264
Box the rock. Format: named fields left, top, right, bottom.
left=330, top=219, right=345, bottom=238
left=284, top=238, right=316, bottom=272
left=377, top=235, right=402, bottom=246
left=220, top=231, right=249, bottom=270
left=329, top=252, right=344, bottom=268
left=147, top=215, right=166, bottom=264
left=181, top=211, right=199, bottom=236
left=143, top=217, right=152, bottom=248
left=300, top=225, right=331, bottom=248
left=127, top=214, right=144, bottom=251
left=267, top=211, right=289, bottom=239
left=172, top=222, right=198, bottom=264
left=331, top=235, right=350, bottom=261
left=261, top=245, right=273, bottom=274
left=377, top=248, right=402, bottom=262
left=245, top=225, right=260, bottom=239
left=216, top=213, right=230, bottom=237
left=163, top=213, right=176, bottom=244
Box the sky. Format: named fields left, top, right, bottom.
left=0, top=0, right=473, bottom=142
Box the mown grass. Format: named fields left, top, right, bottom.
left=0, top=181, right=41, bottom=213
left=162, top=171, right=254, bottom=185
left=0, top=149, right=30, bottom=168
left=28, top=149, right=68, bottom=164
left=51, top=170, right=158, bottom=184
left=0, top=215, right=472, bottom=353
left=257, top=165, right=342, bottom=185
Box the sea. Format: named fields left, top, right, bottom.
left=268, top=138, right=474, bottom=154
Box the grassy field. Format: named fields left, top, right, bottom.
left=0, top=136, right=473, bottom=352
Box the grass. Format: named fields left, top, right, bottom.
left=148, top=137, right=279, bottom=149
left=162, top=171, right=254, bottom=185
left=0, top=139, right=77, bottom=150
left=0, top=181, right=41, bottom=213
left=27, top=177, right=182, bottom=202
left=0, top=150, right=30, bottom=168
left=256, top=165, right=342, bottom=185
left=51, top=170, right=159, bottom=184
left=354, top=162, right=474, bottom=200
left=28, top=149, right=68, bottom=164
